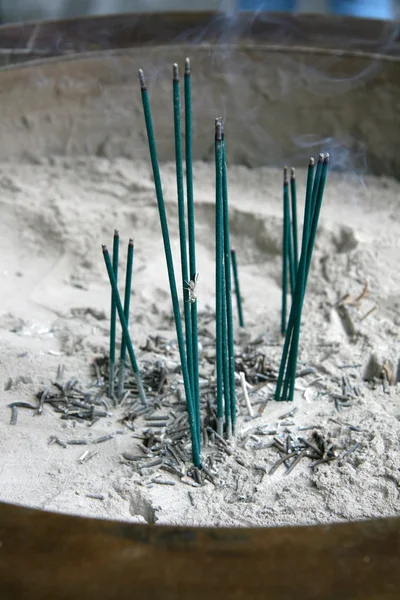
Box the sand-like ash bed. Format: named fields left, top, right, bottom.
left=1, top=153, right=399, bottom=526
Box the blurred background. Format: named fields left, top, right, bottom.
left=0, top=0, right=399, bottom=24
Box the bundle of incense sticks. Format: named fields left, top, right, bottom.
left=135, top=60, right=243, bottom=466
left=277, top=153, right=330, bottom=401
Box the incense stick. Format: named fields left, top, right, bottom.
left=231, top=249, right=244, bottom=327
left=221, top=265, right=231, bottom=438
left=102, top=245, right=147, bottom=407
left=184, top=57, right=201, bottom=448
left=222, top=134, right=237, bottom=436
left=172, top=63, right=194, bottom=398
left=281, top=169, right=289, bottom=335
left=109, top=229, right=119, bottom=399
left=284, top=167, right=296, bottom=298
left=138, top=68, right=201, bottom=467
left=290, top=167, right=299, bottom=274
left=215, top=118, right=225, bottom=437
left=117, top=238, right=134, bottom=400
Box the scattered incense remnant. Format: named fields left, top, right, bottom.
left=109, top=230, right=119, bottom=400
left=138, top=68, right=200, bottom=467
left=102, top=245, right=147, bottom=407
left=290, top=167, right=299, bottom=274
left=240, top=371, right=254, bottom=417
left=285, top=449, right=307, bottom=475
left=172, top=62, right=194, bottom=404
left=117, top=238, right=134, bottom=400
left=184, top=57, right=201, bottom=449
left=231, top=248, right=244, bottom=327
left=10, top=405, right=17, bottom=425
left=215, top=118, right=225, bottom=437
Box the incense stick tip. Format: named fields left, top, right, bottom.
left=290, top=167, right=295, bottom=179
left=215, top=118, right=223, bottom=141
left=309, top=157, right=315, bottom=167
left=185, top=57, right=190, bottom=75
left=114, top=229, right=119, bottom=238
left=318, top=152, right=324, bottom=163
left=102, top=244, right=108, bottom=254
left=283, top=166, right=288, bottom=183
left=324, top=153, right=330, bottom=163
left=138, top=69, right=146, bottom=89
left=231, top=247, right=236, bottom=254
left=128, top=238, right=134, bottom=247
left=173, top=63, right=179, bottom=81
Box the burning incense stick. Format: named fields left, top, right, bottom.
left=102, top=245, right=147, bottom=407
left=231, top=249, right=244, bottom=328
left=172, top=63, right=194, bottom=397
left=138, top=68, right=201, bottom=466
left=222, top=133, right=237, bottom=436
left=117, top=238, right=134, bottom=400
left=109, top=229, right=119, bottom=399
left=290, top=167, right=299, bottom=274
left=184, top=57, right=201, bottom=446
left=215, top=118, right=225, bottom=437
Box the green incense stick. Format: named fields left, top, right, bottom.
left=290, top=167, right=299, bottom=274
left=102, top=245, right=147, bottom=406
left=173, top=63, right=194, bottom=398
left=221, top=260, right=231, bottom=438
left=184, top=58, right=201, bottom=446
left=284, top=169, right=296, bottom=298
left=215, top=119, right=225, bottom=437
left=231, top=249, right=244, bottom=328
left=117, top=238, right=134, bottom=400
left=281, top=169, right=289, bottom=335
left=138, top=68, right=201, bottom=467
left=109, top=229, right=119, bottom=400
left=222, top=136, right=236, bottom=436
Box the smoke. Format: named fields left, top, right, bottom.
left=4, top=5, right=398, bottom=179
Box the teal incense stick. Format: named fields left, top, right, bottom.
left=138, top=68, right=201, bottom=467
left=117, top=238, right=134, bottom=400
left=103, top=245, right=147, bottom=406
left=281, top=169, right=289, bottom=335
left=109, top=229, right=119, bottom=400
left=215, top=119, right=225, bottom=437
left=222, top=135, right=236, bottom=436
left=184, top=58, right=201, bottom=446
left=290, top=167, right=299, bottom=274
left=231, top=249, right=244, bottom=328
left=173, top=63, right=194, bottom=397
left=284, top=168, right=296, bottom=298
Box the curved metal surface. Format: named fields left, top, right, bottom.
left=0, top=501, right=399, bottom=599
left=0, top=12, right=399, bottom=599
